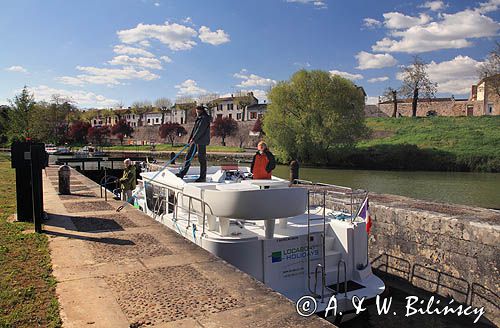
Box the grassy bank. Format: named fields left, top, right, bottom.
left=0, top=154, right=61, bottom=327
left=327, top=116, right=500, bottom=172
left=103, top=144, right=244, bottom=153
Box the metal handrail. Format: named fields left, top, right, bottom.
left=314, top=264, right=325, bottom=303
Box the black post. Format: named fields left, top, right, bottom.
left=11, top=141, right=33, bottom=222
left=290, top=160, right=299, bottom=183
left=30, top=143, right=45, bottom=233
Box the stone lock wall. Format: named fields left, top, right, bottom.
left=368, top=194, right=499, bottom=326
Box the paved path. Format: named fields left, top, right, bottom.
left=42, top=167, right=333, bottom=328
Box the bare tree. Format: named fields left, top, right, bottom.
left=399, top=56, right=437, bottom=117
left=381, top=87, right=399, bottom=117
left=478, top=41, right=500, bottom=97
left=154, top=97, right=173, bottom=124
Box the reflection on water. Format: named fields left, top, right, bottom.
left=271, top=166, right=500, bottom=210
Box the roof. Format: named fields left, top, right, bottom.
left=247, top=103, right=267, bottom=110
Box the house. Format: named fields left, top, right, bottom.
left=246, top=103, right=267, bottom=121
left=211, top=92, right=259, bottom=121
left=469, top=74, right=500, bottom=116
left=143, top=109, right=163, bottom=126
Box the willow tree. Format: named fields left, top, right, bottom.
left=263, top=70, right=366, bottom=163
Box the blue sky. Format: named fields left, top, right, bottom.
left=1, top=0, right=499, bottom=108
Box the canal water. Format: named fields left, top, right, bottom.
left=272, top=165, right=500, bottom=210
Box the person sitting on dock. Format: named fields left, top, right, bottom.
left=176, top=106, right=211, bottom=182
left=250, top=141, right=276, bottom=180
left=120, top=158, right=136, bottom=203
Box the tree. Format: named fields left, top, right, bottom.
left=111, top=119, right=134, bottom=145
left=211, top=117, right=238, bottom=146
left=68, top=121, right=91, bottom=144
left=399, top=56, right=437, bottom=117
left=88, top=126, right=110, bottom=146
left=155, top=97, right=173, bottom=124
left=158, top=122, right=188, bottom=146
left=264, top=70, right=366, bottom=163
left=8, top=86, right=35, bottom=141
left=381, top=87, right=399, bottom=117
left=251, top=118, right=263, bottom=134
left=0, top=105, right=11, bottom=145
left=236, top=93, right=255, bottom=122
left=478, top=41, right=500, bottom=97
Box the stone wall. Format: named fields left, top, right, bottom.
left=377, top=99, right=480, bottom=117
left=368, top=194, right=499, bottom=326
left=114, top=121, right=262, bottom=148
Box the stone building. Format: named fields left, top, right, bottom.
left=377, top=74, right=500, bottom=117
left=211, top=92, right=259, bottom=121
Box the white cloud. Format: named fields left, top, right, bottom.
left=363, top=18, right=382, bottom=28
left=420, top=1, right=447, bottom=11
left=293, top=62, right=312, bottom=67
left=198, top=26, right=230, bottom=45
left=160, top=55, right=172, bottom=63
left=396, top=55, right=483, bottom=95
left=113, top=45, right=155, bottom=57
left=383, top=12, right=432, bottom=29
left=477, top=0, right=500, bottom=14
left=285, top=0, right=327, bottom=9
left=175, top=79, right=207, bottom=96
left=154, top=2, right=160, bottom=7
left=233, top=70, right=276, bottom=88
left=30, top=85, right=118, bottom=108
left=356, top=51, right=398, bottom=69
left=329, top=70, right=363, bottom=80
left=108, top=55, right=163, bottom=70
left=367, top=76, right=389, bottom=83
left=241, top=89, right=269, bottom=102
left=117, top=22, right=198, bottom=51
left=57, top=66, right=160, bottom=86
left=5, top=65, right=27, bottom=73
left=372, top=7, right=500, bottom=53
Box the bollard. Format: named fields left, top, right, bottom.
left=290, top=160, right=299, bottom=182
left=58, top=165, right=71, bottom=195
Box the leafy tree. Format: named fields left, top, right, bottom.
left=28, top=97, right=76, bottom=144
left=68, top=121, right=91, bottom=144
left=88, top=126, right=110, bottom=146
left=211, top=117, right=238, bottom=146
left=158, top=122, right=188, bottom=146
left=264, top=70, right=366, bottom=163
left=0, top=105, right=10, bottom=145
left=251, top=118, right=263, bottom=133
left=478, top=41, right=500, bottom=97
left=111, top=119, right=134, bottom=145
left=8, top=86, right=35, bottom=141
left=399, top=56, right=437, bottom=117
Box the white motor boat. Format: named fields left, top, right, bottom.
left=134, top=164, right=385, bottom=320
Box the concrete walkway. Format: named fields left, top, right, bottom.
left=42, top=167, right=333, bottom=328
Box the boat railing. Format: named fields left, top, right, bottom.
left=292, top=179, right=368, bottom=222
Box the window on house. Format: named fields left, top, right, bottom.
left=218, top=104, right=223, bottom=111
left=228, top=103, right=234, bottom=110
left=133, top=115, right=135, bottom=119
left=488, top=103, right=494, bottom=114
left=250, top=112, right=257, bottom=119
left=181, top=117, right=184, bottom=124
left=217, top=114, right=223, bottom=119
left=237, top=113, right=242, bottom=120
left=147, top=119, right=151, bottom=124
left=228, top=114, right=232, bottom=119
left=155, top=118, right=159, bottom=123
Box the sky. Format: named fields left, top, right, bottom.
left=0, top=0, right=499, bottom=108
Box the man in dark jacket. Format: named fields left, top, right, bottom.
left=177, top=106, right=211, bottom=182
left=250, top=141, right=276, bottom=180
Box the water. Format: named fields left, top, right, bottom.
left=271, top=166, right=500, bottom=209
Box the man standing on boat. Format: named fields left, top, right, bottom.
left=250, top=141, right=276, bottom=180
left=177, top=106, right=211, bottom=182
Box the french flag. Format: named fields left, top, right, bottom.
left=358, top=198, right=372, bottom=234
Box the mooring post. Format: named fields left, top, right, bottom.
left=58, top=165, right=71, bottom=195
left=290, top=160, right=299, bottom=183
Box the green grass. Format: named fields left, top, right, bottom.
left=323, top=116, right=500, bottom=172
left=103, top=144, right=245, bottom=153
left=0, top=154, right=61, bottom=328
left=360, top=116, right=500, bottom=158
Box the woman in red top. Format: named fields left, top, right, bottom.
left=250, top=141, right=276, bottom=179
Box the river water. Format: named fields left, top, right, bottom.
left=271, top=166, right=500, bottom=210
